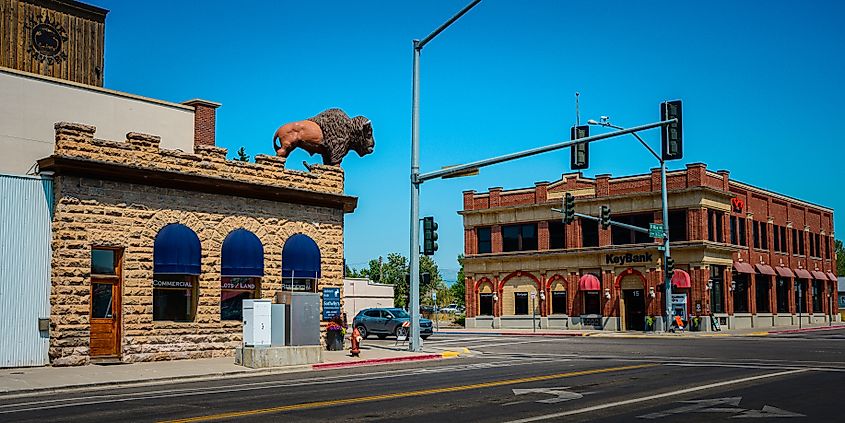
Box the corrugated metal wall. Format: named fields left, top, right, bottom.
left=0, top=173, right=52, bottom=367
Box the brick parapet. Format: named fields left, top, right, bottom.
left=51, top=122, right=344, bottom=195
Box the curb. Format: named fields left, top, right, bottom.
left=768, top=325, right=845, bottom=335
left=312, top=353, right=446, bottom=370
left=499, top=332, right=589, bottom=337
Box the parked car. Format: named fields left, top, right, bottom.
left=353, top=308, right=433, bottom=340
left=440, top=304, right=460, bottom=314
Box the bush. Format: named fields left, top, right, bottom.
left=453, top=314, right=465, bottom=327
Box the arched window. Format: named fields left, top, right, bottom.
left=282, top=234, right=321, bottom=292
left=221, top=228, right=263, bottom=321
left=153, top=224, right=200, bottom=322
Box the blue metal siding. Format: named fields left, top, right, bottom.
left=0, top=174, right=52, bottom=367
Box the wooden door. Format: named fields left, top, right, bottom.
left=90, top=248, right=122, bottom=357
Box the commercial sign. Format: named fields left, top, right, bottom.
left=322, top=287, right=341, bottom=321
left=606, top=252, right=653, bottom=265
left=222, top=278, right=256, bottom=290
left=153, top=279, right=192, bottom=288
left=731, top=197, right=745, bottom=213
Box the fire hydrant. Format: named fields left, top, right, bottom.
left=350, top=326, right=362, bottom=357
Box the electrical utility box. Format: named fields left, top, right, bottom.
left=271, top=304, right=286, bottom=346
left=275, top=291, right=320, bottom=346
left=242, top=299, right=272, bottom=347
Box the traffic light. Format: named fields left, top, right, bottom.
left=600, top=205, right=611, bottom=230
left=660, top=100, right=683, bottom=161
left=570, top=125, right=589, bottom=170
left=665, top=256, right=675, bottom=274
left=422, top=216, right=438, bottom=255
left=563, top=193, right=575, bottom=225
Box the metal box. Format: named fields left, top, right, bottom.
left=275, top=292, right=320, bottom=346
left=271, top=304, right=286, bottom=346
left=242, top=299, right=272, bottom=347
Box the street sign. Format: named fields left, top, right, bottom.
left=649, top=223, right=665, bottom=238
left=531, top=292, right=536, bottom=300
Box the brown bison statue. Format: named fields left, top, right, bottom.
left=272, top=108, right=374, bottom=166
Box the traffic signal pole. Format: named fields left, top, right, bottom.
left=661, top=160, right=673, bottom=332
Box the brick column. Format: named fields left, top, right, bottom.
left=534, top=182, right=549, bottom=204
left=538, top=221, right=550, bottom=250
left=491, top=225, right=503, bottom=253
left=651, top=167, right=661, bottom=191
left=462, top=190, right=476, bottom=211
left=489, top=187, right=503, bottom=208
left=465, top=276, right=475, bottom=318
left=182, top=99, right=221, bottom=148
left=596, top=174, right=610, bottom=197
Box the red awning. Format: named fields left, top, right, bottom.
left=811, top=270, right=828, bottom=281
left=793, top=268, right=812, bottom=279
left=671, top=269, right=691, bottom=288
left=733, top=262, right=755, bottom=274
left=826, top=272, right=838, bottom=282
left=755, top=264, right=776, bottom=276
left=579, top=274, right=601, bottom=291
left=775, top=266, right=795, bottom=278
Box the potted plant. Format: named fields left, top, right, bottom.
left=325, top=316, right=346, bottom=351
left=644, top=315, right=655, bottom=332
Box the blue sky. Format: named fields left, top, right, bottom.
left=96, top=0, right=843, bottom=281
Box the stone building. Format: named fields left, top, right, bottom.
left=461, top=163, right=837, bottom=331
left=38, top=122, right=356, bottom=365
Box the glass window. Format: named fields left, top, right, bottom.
left=755, top=277, right=770, bottom=313
left=612, top=213, right=653, bottom=245
left=776, top=277, right=790, bottom=313
left=91, top=249, right=117, bottom=275
left=753, top=221, right=760, bottom=249
left=548, top=221, right=565, bottom=249
left=514, top=292, right=529, bottom=315
left=91, top=283, right=114, bottom=318
left=476, top=227, right=492, bottom=254
left=760, top=222, right=768, bottom=250
left=153, top=276, right=196, bottom=322
left=773, top=225, right=780, bottom=252
left=811, top=281, right=821, bottom=312
left=479, top=293, right=493, bottom=316
left=738, top=217, right=746, bottom=246
left=710, top=265, right=725, bottom=313
left=221, top=277, right=259, bottom=321
left=792, top=229, right=800, bottom=255
left=364, top=309, right=380, bottom=318
left=795, top=281, right=807, bottom=314
left=283, top=278, right=317, bottom=292
left=708, top=210, right=724, bottom=242
left=730, top=216, right=737, bottom=245
left=668, top=210, right=687, bottom=241
left=826, top=236, right=832, bottom=259
left=581, top=219, right=599, bottom=247
left=780, top=226, right=787, bottom=253
left=733, top=273, right=749, bottom=313
left=502, top=224, right=538, bottom=252
left=551, top=291, right=567, bottom=314
left=583, top=291, right=601, bottom=315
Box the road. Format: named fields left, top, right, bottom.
left=2, top=328, right=843, bottom=422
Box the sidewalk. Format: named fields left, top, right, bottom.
left=436, top=322, right=845, bottom=338
left=0, top=344, right=461, bottom=397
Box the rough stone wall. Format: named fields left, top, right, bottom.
left=53, top=122, right=344, bottom=195
left=50, top=176, right=344, bottom=366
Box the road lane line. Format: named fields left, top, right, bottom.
left=502, top=368, right=809, bottom=423
left=159, top=364, right=656, bottom=423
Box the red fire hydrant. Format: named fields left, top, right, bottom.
left=350, top=326, right=362, bottom=357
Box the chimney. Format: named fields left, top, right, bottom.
left=183, top=99, right=221, bottom=148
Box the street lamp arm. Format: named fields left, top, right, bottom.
left=592, top=121, right=662, bottom=163
left=417, top=0, right=482, bottom=50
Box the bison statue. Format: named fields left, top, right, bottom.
left=272, top=108, right=374, bottom=166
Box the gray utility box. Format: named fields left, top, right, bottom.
left=271, top=304, right=286, bottom=346
left=275, top=291, right=320, bottom=346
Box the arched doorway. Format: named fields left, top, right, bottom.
left=282, top=234, right=321, bottom=292
left=617, top=270, right=645, bottom=331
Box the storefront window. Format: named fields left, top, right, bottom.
left=221, top=278, right=258, bottom=321
left=710, top=265, right=725, bottom=313
left=583, top=291, right=600, bottom=315
left=153, top=223, right=201, bottom=322
left=153, top=276, right=196, bottom=321
left=776, top=277, right=790, bottom=313
left=812, top=280, right=823, bottom=313
left=479, top=293, right=493, bottom=316
left=552, top=291, right=567, bottom=314
left=795, top=281, right=806, bottom=314
left=733, top=273, right=749, bottom=313
left=282, top=234, right=321, bottom=292
left=755, top=277, right=770, bottom=313
left=514, top=292, right=529, bottom=315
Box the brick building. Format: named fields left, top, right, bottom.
left=461, top=163, right=838, bottom=331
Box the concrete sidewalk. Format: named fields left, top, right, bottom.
left=0, top=345, right=460, bottom=397
left=436, top=322, right=845, bottom=338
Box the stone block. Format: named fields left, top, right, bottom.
left=234, top=346, right=323, bottom=368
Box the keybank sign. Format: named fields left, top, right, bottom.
left=606, top=252, right=654, bottom=265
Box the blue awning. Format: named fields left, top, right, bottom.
left=282, top=234, right=321, bottom=278
left=222, top=228, right=264, bottom=277
left=154, top=223, right=201, bottom=275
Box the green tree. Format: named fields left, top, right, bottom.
left=449, top=254, right=466, bottom=307
left=347, top=253, right=443, bottom=308
left=836, top=239, right=844, bottom=276
left=236, top=146, right=250, bottom=162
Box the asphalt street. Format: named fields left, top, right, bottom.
left=2, top=328, right=843, bottom=422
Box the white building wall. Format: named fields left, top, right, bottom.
left=343, top=278, right=394, bottom=321
left=0, top=68, right=196, bottom=174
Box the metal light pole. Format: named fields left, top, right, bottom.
left=409, top=0, right=481, bottom=352
left=588, top=119, right=672, bottom=332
